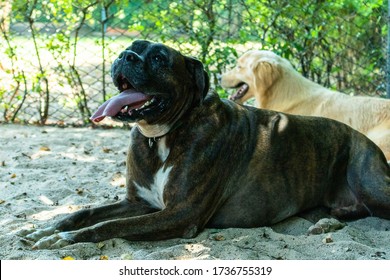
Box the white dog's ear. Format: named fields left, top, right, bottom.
left=254, top=58, right=282, bottom=94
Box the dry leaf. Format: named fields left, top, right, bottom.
left=213, top=235, right=225, bottom=241
left=97, top=242, right=105, bottom=249
left=62, top=256, right=75, bottom=260
left=111, top=172, right=126, bottom=188
left=0, top=200, right=5, bottom=204
left=102, top=147, right=112, bottom=153
left=99, top=255, right=109, bottom=260
left=39, top=146, right=51, bottom=151
left=322, top=235, right=333, bottom=244
left=75, top=188, right=84, bottom=195
left=10, top=174, right=16, bottom=179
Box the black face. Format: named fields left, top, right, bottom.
left=110, top=40, right=209, bottom=125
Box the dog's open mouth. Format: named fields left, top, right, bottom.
left=229, top=83, right=249, bottom=101
left=90, top=75, right=160, bottom=122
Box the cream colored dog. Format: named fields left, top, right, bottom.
left=221, top=50, right=390, bottom=161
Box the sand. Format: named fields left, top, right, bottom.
left=1, top=123, right=389, bottom=260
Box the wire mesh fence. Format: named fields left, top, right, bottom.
left=0, top=0, right=388, bottom=126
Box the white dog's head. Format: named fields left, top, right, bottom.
left=221, top=50, right=294, bottom=105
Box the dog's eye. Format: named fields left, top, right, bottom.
left=153, top=54, right=164, bottom=62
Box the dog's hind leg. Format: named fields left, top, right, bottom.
left=343, top=143, right=390, bottom=220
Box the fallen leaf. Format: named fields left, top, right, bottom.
left=111, top=172, right=126, bottom=188
left=39, top=146, right=51, bottom=151
left=10, top=174, right=16, bottom=179
left=99, top=255, right=109, bottom=260
left=21, top=153, right=32, bottom=159
left=322, top=234, right=333, bottom=244
left=75, top=188, right=84, bottom=195
left=213, top=235, right=225, bottom=241
left=0, top=200, right=5, bottom=204
left=62, top=256, right=75, bottom=260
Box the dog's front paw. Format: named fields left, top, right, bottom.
left=21, top=226, right=57, bottom=242
left=32, top=232, right=75, bottom=249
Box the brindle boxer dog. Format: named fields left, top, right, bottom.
left=25, top=40, right=390, bottom=249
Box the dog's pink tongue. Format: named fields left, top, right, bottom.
left=90, top=89, right=151, bottom=122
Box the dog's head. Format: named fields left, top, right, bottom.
left=220, top=50, right=289, bottom=105
left=91, top=40, right=209, bottom=137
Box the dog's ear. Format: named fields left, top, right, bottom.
left=129, top=40, right=151, bottom=53
left=185, top=57, right=210, bottom=104
left=254, top=58, right=282, bottom=94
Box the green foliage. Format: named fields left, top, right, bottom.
left=101, top=0, right=387, bottom=96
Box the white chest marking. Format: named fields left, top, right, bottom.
left=134, top=165, right=173, bottom=210
left=157, top=136, right=170, bottom=162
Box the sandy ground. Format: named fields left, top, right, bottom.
left=1, top=123, right=390, bottom=260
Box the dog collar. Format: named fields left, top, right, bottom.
left=148, top=137, right=161, bottom=148
left=137, top=119, right=184, bottom=148
left=136, top=122, right=171, bottom=138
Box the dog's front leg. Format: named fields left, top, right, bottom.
left=22, top=199, right=157, bottom=247
left=31, top=206, right=203, bottom=249
left=55, top=199, right=157, bottom=231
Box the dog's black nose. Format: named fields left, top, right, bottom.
left=118, top=50, right=141, bottom=62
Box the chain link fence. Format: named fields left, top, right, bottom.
left=0, top=0, right=388, bottom=126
